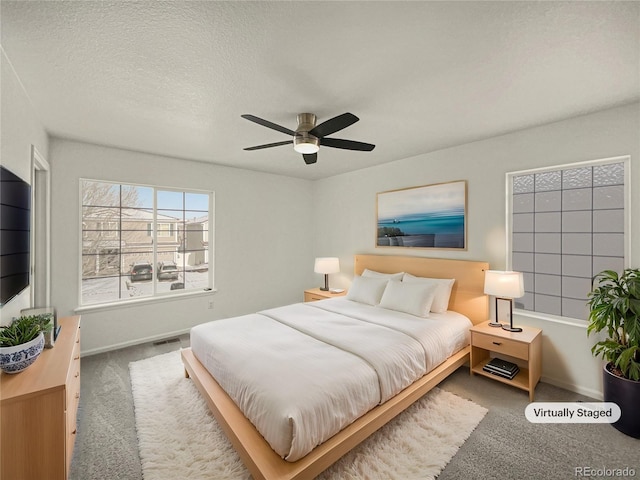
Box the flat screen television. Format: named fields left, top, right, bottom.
left=0, top=165, right=31, bottom=306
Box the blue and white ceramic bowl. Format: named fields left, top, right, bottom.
left=0, top=333, right=45, bottom=374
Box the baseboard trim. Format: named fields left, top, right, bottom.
left=81, top=327, right=191, bottom=357
left=541, top=374, right=603, bottom=401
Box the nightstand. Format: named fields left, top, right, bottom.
left=469, top=321, right=542, bottom=401
left=303, top=287, right=347, bottom=302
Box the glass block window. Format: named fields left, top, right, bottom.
left=508, top=157, right=628, bottom=321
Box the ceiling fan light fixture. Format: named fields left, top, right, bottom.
left=242, top=112, right=375, bottom=163
left=293, top=133, right=320, bottom=154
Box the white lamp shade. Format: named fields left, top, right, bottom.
left=314, top=257, right=340, bottom=274
left=484, top=270, right=524, bottom=298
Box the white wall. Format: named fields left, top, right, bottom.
left=312, top=102, right=640, bottom=399
left=0, top=49, right=49, bottom=324
left=50, top=139, right=315, bottom=353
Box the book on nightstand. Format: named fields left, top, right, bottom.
left=483, top=357, right=520, bottom=379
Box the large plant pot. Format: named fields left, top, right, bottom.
left=0, top=333, right=45, bottom=374
left=603, top=363, right=640, bottom=438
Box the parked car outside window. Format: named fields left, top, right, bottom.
left=157, top=261, right=179, bottom=281
left=130, top=262, right=153, bottom=282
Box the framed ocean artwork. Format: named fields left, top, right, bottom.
left=376, top=180, right=467, bottom=249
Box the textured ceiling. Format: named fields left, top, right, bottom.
left=1, top=1, right=639, bottom=180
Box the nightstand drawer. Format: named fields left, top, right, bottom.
left=304, top=293, right=326, bottom=302
left=472, top=332, right=529, bottom=360
left=304, top=288, right=347, bottom=302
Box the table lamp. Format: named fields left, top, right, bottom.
left=484, top=270, right=525, bottom=332
left=314, top=257, right=340, bottom=291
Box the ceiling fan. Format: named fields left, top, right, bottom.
left=241, top=112, right=375, bottom=165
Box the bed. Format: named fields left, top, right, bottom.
left=182, top=254, right=489, bottom=480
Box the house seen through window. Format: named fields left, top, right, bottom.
left=81, top=180, right=213, bottom=306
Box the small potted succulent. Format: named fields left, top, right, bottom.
left=587, top=268, right=640, bottom=438
left=0, top=314, right=52, bottom=374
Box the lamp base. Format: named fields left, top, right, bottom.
left=320, top=274, right=330, bottom=292
left=488, top=321, right=503, bottom=327
left=502, top=325, right=523, bottom=332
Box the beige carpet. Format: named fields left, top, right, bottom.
left=130, top=350, right=487, bottom=480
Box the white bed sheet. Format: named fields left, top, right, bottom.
left=310, top=297, right=472, bottom=371
left=190, top=313, right=380, bottom=461
left=261, top=302, right=426, bottom=402
left=190, top=299, right=471, bottom=462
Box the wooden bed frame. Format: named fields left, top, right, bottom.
left=182, top=254, right=489, bottom=480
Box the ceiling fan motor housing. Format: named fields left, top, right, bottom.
left=294, top=113, right=319, bottom=153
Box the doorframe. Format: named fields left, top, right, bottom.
left=31, top=145, right=51, bottom=307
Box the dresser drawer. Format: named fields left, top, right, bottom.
left=472, top=332, right=529, bottom=360
left=66, top=403, right=78, bottom=471
left=66, top=363, right=80, bottom=412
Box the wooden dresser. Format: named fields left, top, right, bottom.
left=1, top=315, right=81, bottom=480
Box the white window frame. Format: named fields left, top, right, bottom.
left=77, top=179, right=215, bottom=312
left=506, top=155, right=631, bottom=327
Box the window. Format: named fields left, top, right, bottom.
left=156, top=223, right=174, bottom=238
left=507, top=156, right=629, bottom=322
left=80, top=180, right=213, bottom=306
left=98, top=221, right=119, bottom=238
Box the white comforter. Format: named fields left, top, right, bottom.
left=190, top=298, right=471, bottom=462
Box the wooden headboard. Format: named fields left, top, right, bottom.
left=354, top=254, right=489, bottom=325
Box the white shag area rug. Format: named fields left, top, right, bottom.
left=130, top=350, right=487, bottom=480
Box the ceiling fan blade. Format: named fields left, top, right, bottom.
left=321, top=137, right=375, bottom=151
left=303, top=153, right=317, bottom=165
left=241, top=114, right=296, bottom=136
left=244, top=140, right=293, bottom=151
left=309, top=113, right=359, bottom=138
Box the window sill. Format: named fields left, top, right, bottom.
left=74, top=288, right=217, bottom=314
left=515, top=309, right=588, bottom=329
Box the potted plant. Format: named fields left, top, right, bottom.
left=0, top=314, right=52, bottom=374
left=587, top=268, right=640, bottom=438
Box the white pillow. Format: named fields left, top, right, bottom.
left=346, top=276, right=389, bottom=305
left=362, top=269, right=404, bottom=280
left=378, top=280, right=437, bottom=318
left=402, top=273, right=455, bottom=313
